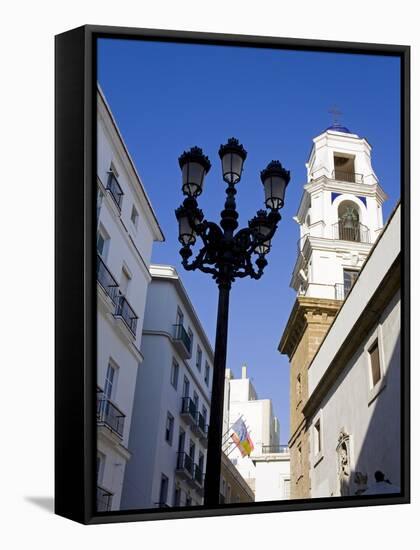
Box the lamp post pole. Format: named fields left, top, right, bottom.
left=175, top=138, right=290, bottom=506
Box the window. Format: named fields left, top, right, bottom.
left=333, top=154, right=356, bottom=182
left=202, top=405, right=207, bottom=424
left=193, top=391, right=199, bottom=413
left=183, top=376, right=190, bottom=398
left=178, top=428, right=185, bottom=453
left=204, top=362, right=210, bottom=386
left=369, top=339, right=381, bottom=386
left=170, top=359, right=179, bottom=390
left=120, top=267, right=131, bottom=296
left=314, top=419, right=322, bottom=456
left=176, top=308, right=184, bottom=326
left=188, top=327, right=193, bottom=349
left=189, top=440, right=195, bottom=462
left=165, top=412, right=174, bottom=445
left=343, top=268, right=359, bottom=297
left=130, top=204, right=139, bottom=228
left=96, top=226, right=110, bottom=261
left=97, top=188, right=104, bottom=221
left=104, top=363, right=117, bottom=400
left=106, top=166, right=124, bottom=210
left=284, top=479, right=291, bottom=499
left=159, top=474, right=169, bottom=506
left=198, top=451, right=204, bottom=473
left=196, top=345, right=202, bottom=371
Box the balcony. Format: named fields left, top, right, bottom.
left=192, top=411, right=208, bottom=443
left=172, top=324, right=192, bottom=359
left=193, top=464, right=204, bottom=491
left=332, top=170, right=364, bottom=184
left=97, top=254, right=119, bottom=304
left=176, top=452, right=194, bottom=480
left=180, top=397, right=197, bottom=427
left=262, top=444, right=289, bottom=454
left=97, top=485, right=113, bottom=512
left=97, top=388, right=125, bottom=439
left=114, top=295, right=138, bottom=337
left=106, top=172, right=124, bottom=210
left=332, top=221, right=370, bottom=243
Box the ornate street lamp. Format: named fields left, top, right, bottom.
left=178, top=146, right=211, bottom=197
left=175, top=138, right=290, bottom=506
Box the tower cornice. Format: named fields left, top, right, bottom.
left=278, top=297, right=342, bottom=361
left=294, top=177, right=388, bottom=223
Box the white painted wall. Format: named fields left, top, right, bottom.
left=96, top=88, right=164, bottom=510
left=307, top=206, right=401, bottom=497
left=121, top=266, right=214, bottom=510
left=253, top=454, right=291, bottom=501
left=224, top=367, right=290, bottom=500
left=309, top=290, right=400, bottom=497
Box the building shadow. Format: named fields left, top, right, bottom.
left=24, top=496, right=54, bottom=514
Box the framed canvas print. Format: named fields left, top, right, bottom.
left=55, top=25, right=410, bottom=524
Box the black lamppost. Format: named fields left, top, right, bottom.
left=175, top=138, right=290, bottom=506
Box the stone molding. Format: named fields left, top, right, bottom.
left=279, top=297, right=342, bottom=361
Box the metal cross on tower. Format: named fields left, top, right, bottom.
left=328, top=106, right=343, bottom=126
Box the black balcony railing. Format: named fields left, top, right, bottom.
left=332, top=170, right=363, bottom=184
left=114, top=295, right=138, bottom=336
left=97, top=388, right=125, bottom=438
left=332, top=221, right=370, bottom=243
left=181, top=397, right=197, bottom=418
left=96, top=254, right=119, bottom=303
left=262, top=444, right=289, bottom=454
left=194, top=464, right=204, bottom=486
left=106, top=172, right=124, bottom=210
left=97, top=485, right=113, bottom=512
left=196, top=412, right=207, bottom=435
left=173, top=324, right=192, bottom=354
left=177, top=452, right=194, bottom=477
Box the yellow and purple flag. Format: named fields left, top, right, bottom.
left=230, top=417, right=254, bottom=457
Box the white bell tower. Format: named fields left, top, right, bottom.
left=291, top=123, right=388, bottom=300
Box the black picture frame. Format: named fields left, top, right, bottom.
left=55, top=24, right=410, bottom=525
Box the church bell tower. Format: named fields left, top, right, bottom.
left=292, top=122, right=387, bottom=300
left=278, top=121, right=387, bottom=499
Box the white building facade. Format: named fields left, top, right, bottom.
left=96, top=88, right=164, bottom=511
left=224, top=367, right=291, bottom=501
left=305, top=205, right=401, bottom=497
left=291, top=124, right=387, bottom=300
left=121, top=265, right=214, bottom=509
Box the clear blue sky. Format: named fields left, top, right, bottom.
left=98, top=38, right=400, bottom=442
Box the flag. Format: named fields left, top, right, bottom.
left=230, top=417, right=254, bottom=457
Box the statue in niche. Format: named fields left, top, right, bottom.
left=337, top=430, right=351, bottom=496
